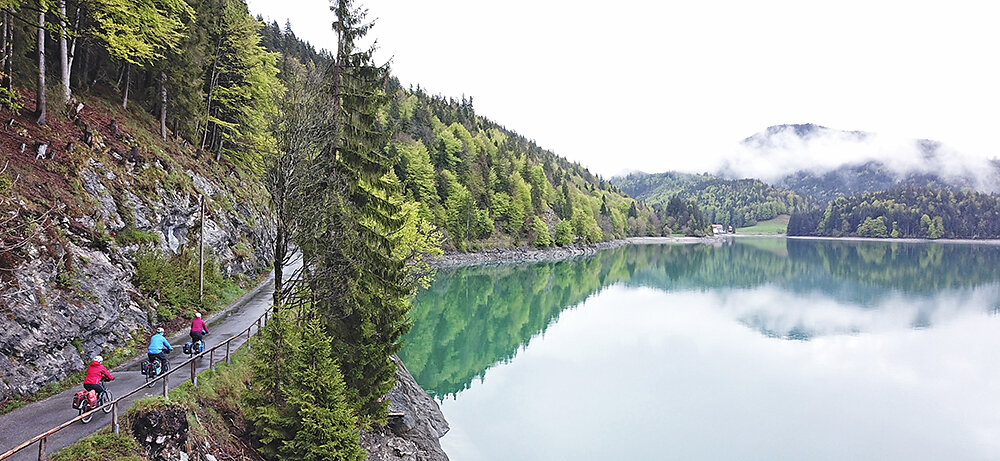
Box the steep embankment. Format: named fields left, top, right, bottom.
left=0, top=88, right=272, bottom=402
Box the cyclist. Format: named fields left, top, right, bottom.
left=147, top=327, right=173, bottom=372
left=190, top=312, right=208, bottom=345
left=83, top=355, right=113, bottom=397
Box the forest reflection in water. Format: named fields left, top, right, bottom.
left=401, top=238, right=1000, bottom=399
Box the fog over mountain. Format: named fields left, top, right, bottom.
left=713, top=124, right=1000, bottom=194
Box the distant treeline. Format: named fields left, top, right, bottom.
left=788, top=187, right=1000, bottom=238
left=614, top=171, right=814, bottom=228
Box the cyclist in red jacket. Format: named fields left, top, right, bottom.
left=83, top=355, right=113, bottom=396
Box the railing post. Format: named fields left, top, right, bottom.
left=191, top=359, right=197, bottom=386
left=37, top=437, right=45, bottom=461
left=162, top=373, right=168, bottom=400
left=246, top=327, right=251, bottom=350
left=226, top=341, right=231, bottom=365
left=209, top=347, right=215, bottom=371
left=112, top=402, right=119, bottom=434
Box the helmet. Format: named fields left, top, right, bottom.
left=94, top=355, right=103, bottom=363
left=156, top=327, right=164, bottom=334
left=195, top=313, right=201, bottom=318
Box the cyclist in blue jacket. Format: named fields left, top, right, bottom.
left=147, top=327, right=173, bottom=371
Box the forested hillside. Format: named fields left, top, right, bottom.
left=613, top=171, right=814, bottom=228
left=262, top=22, right=679, bottom=247
left=787, top=187, right=1000, bottom=239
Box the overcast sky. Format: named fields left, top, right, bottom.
left=245, top=0, right=1000, bottom=178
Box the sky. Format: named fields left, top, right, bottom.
left=245, top=0, right=1000, bottom=178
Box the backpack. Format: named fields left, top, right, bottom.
left=183, top=342, right=192, bottom=355
left=86, top=390, right=98, bottom=407
left=141, top=360, right=152, bottom=377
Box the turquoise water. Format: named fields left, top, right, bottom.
left=400, top=238, right=1000, bottom=460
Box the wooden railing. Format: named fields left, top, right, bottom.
left=0, top=309, right=272, bottom=461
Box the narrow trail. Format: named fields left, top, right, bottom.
left=0, top=256, right=301, bottom=461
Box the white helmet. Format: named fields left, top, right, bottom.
left=195, top=313, right=201, bottom=318
left=156, top=327, right=164, bottom=334
left=94, top=355, right=103, bottom=363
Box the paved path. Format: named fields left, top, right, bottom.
left=0, top=256, right=300, bottom=460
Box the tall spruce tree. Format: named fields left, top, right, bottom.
left=321, top=0, right=408, bottom=421
left=287, top=0, right=437, bottom=422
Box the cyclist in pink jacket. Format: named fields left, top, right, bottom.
left=190, top=313, right=208, bottom=343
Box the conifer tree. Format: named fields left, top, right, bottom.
left=248, top=304, right=364, bottom=461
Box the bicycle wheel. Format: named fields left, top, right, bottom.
left=80, top=402, right=93, bottom=424
left=101, top=390, right=113, bottom=413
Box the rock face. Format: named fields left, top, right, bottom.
left=362, top=357, right=450, bottom=461
left=131, top=406, right=190, bottom=461
left=0, top=160, right=271, bottom=401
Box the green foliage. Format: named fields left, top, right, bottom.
left=554, top=220, right=574, bottom=246
left=0, top=85, right=21, bottom=111
left=133, top=244, right=236, bottom=320
left=790, top=187, right=1000, bottom=239
left=377, top=81, right=664, bottom=251
left=530, top=216, right=552, bottom=247
left=87, top=0, right=194, bottom=65
left=201, top=0, right=283, bottom=168
left=247, top=306, right=365, bottom=461
left=660, top=196, right=712, bottom=236
left=114, top=226, right=160, bottom=246
left=857, top=216, right=888, bottom=238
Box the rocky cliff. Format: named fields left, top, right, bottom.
left=362, top=357, right=450, bottom=461
left=0, top=95, right=272, bottom=402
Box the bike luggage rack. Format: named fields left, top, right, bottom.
left=0, top=309, right=272, bottom=461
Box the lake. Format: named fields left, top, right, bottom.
left=399, top=238, right=1000, bottom=460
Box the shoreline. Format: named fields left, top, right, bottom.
left=430, top=234, right=1000, bottom=268
left=430, top=236, right=726, bottom=268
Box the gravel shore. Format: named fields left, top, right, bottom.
left=430, top=236, right=728, bottom=268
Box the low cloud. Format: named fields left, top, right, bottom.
left=709, top=124, right=1000, bottom=192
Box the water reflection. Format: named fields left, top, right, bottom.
left=401, top=239, right=1000, bottom=398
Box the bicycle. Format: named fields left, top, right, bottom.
left=75, top=379, right=113, bottom=424
left=184, top=333, right=207, bottom=358
left=142, top=352, right=170, bottom=387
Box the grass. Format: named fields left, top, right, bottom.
left=49, top=429, right=144, bottom=461
left=737, top=215, right=790, bottom=235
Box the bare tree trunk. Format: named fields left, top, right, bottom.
left=58, top=0, right=69, bottom=101
left=3, top=11, right=11, bottom=95
left=67, top=6, right=80, bottom=85
left=36, top=10, right=47, bottom=125
left=122, top=62, right=130, bottom=109
left=199, top=32, right=223, bottom=153
left=1, top=11, right=7, bottom=76
left=273, top=227, right=284, bottom=308
left=159, top=71, right=167, bottom=139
